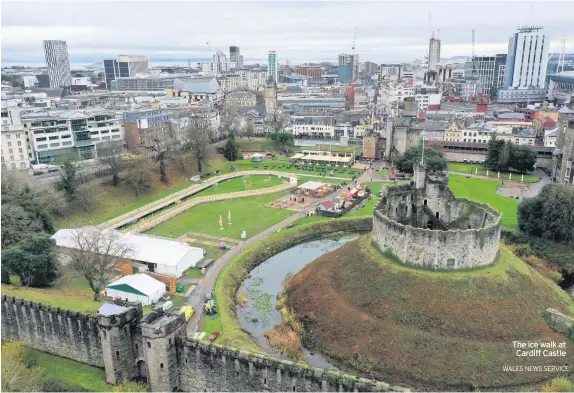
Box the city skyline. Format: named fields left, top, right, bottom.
left=2, top=0, right=573, bottom=67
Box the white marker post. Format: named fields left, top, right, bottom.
left=486, top=169, right=489, bottom=177
left=509, top=173, right=512, bottom=181
left=521, top=174, right=524, bottom=183
left=497, top=171, right=500, bottom=178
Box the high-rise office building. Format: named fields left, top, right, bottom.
left=338, top=53, right=359, bottom=81
left=104, top=55, right=149, bottom=89
left=504, top=26, right=549, bottom=89
left=268, top=51, right=278, bottom=83
left=230, top=46, right=240, bottom=65
left=43, top=40, right=71, bottom=87
left=428, top=37, right=441, bottom=72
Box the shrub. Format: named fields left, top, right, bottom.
left=235, top=291, right=247, bottom=307
left=540, top=377, right=574, bottom=392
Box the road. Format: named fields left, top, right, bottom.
left=186, top=166, right=377, bottom=336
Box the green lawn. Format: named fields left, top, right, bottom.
left=31, top=349, right=110, bottom=391
left=448, top=163, right=539, bottom=183
left=185, top=267, right=203, bottom=279
left=2, top=283, right=103, bottom=315
left=192, top=175, right=284, bottom=196
left=200, top=314, right=223, bottom=340
left=223, top=159, right=357, bottom=179
left=146, top=191, right=294, bottom=240
left=448, top=174, right=519, bottom=229
left=235, top=138, right=275, bottom=152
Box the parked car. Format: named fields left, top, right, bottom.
left=204, top=291, right=213, bottom=301
left=204, top=299, right=217, bottom=315
left=207, top=332, right=220, bottom=343
left=189, top=175, right=201, bottom=182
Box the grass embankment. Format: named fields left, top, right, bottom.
left=32, top=349, right=109, bottom=392
left=1, top=266, right=111, bottom=315
left=448, top=163, right=539, bottom=183
left=448, top=174, right=519, bottom=230
left=213, top=217, right=372, bottom=352
left=57, top=167, right=283, bottom=228
left=145, top=191, right=295, bottom=240
left=287, top=236, right=574, bottom=390
left=56, top=164, right=194, bottom=228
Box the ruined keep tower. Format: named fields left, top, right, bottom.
left=373, top=163, right=502, bottom=269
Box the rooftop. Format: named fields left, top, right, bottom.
left=297, top=180, right=328, bottom=190
left=52, top=227, right=204, bottom=268
left=173, top=77, right=220, bottom=94
left=106, top=274, right=165, bottom=297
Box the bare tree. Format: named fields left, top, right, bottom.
left=171, top=150, right=195, bottom=173
left=98, top=141, right=125, bottom=186
left=124, top=158, right=152, bottom=198
left=151, top=137, right=170, bottom=184
left=268, top=107, right=286, bottom=134
left=184, top=117, right=213, bottom=173
left=72, top=186, right=95, bottom=212
left=67, top=227, right=132, bottom=301
left=243, top=120, right=255, bottom=141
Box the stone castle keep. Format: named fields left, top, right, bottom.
left=1, top=296, right=406, bottom=392
left=373, top=163, right=502, bottom=269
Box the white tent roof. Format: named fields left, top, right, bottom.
left=52, top=227, right=203, bottom=267
left=106, top=274, right=165, bottom=297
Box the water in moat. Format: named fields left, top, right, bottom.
left=236, top=234, right=359, bottom=369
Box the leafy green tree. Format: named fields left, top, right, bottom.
left=270, top=132, right=294, bottom=154
left=510, top=144, right=537, bottom=173
left=497, top=141, right=512, bottom=172
left=394, top=146, right=446, bottom=173
left=56, top=158, right=79, bottom=200
left=518, top=184, right=574, bottom=243
left=2, top=233, right=58, bottom=287
left=1, top=342, right=46, bottom=392
left=1, top=178, right=56, bottom=248
left=223, top=137, right=240, bottom=161
left=485, top=137, right=505, bottom=170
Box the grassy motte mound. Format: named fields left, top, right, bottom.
left=287, top=236, right=574, bottom=391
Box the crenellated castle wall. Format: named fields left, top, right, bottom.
left=1, top=296, right=104, bottom=367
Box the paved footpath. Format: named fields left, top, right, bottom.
left=186, top=168, right=375, bottom=336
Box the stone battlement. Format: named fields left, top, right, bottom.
left=1, top=295, right=104, bottom=367
left=2, top=295, right=406, bottom=391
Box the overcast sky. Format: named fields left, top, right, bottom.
left=2, top=0, right=573, bottom=67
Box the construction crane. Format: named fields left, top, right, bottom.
left=471, top=29, right=477, bottom=76
left=351, top=28, right=358, bottom=82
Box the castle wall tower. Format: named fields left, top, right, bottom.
left=140, top=310, right=187, bottom=392
left=98, top=303, right=143, bottom=385
left=413, top=161, right=426, bottom=190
